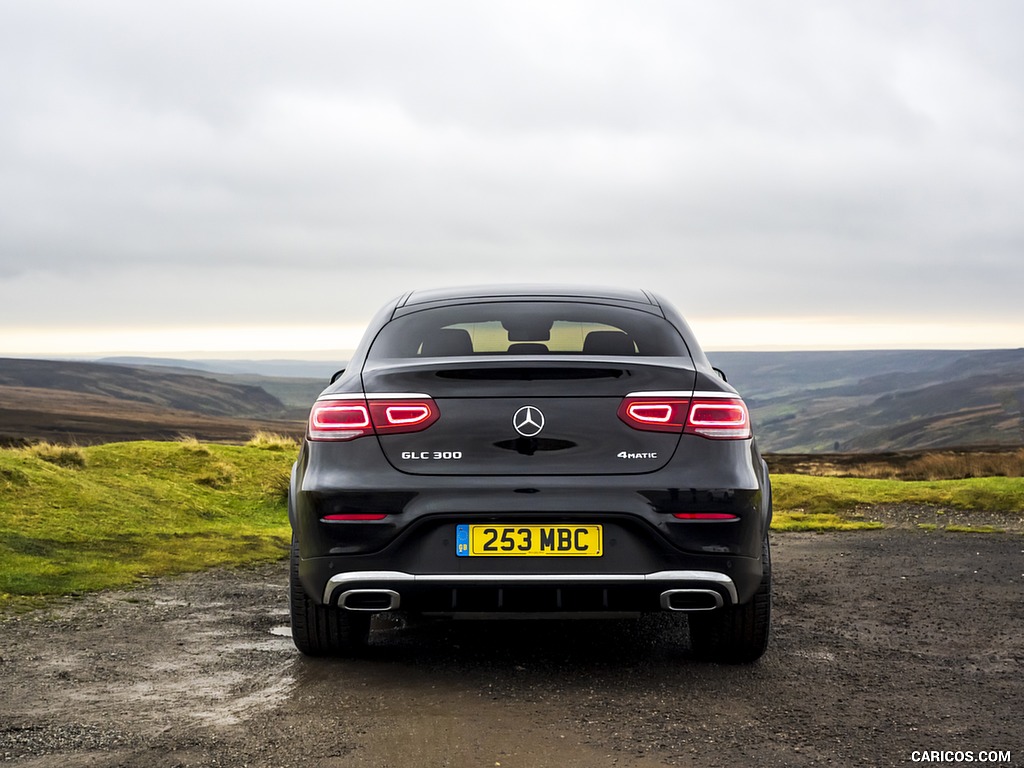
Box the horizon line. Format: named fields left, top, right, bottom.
left=2, top=345, right=1023, bottom=364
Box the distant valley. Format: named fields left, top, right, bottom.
left=0, top=357, right=320, bottom=445
left=710, top=349, right=1024, bottom=452
left=1, top=349, right=1022, bottom=452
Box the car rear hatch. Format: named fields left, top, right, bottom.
left=360, top=358, right=697, bottom=476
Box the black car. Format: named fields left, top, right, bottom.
left=288, top=285, right=772, bottom=662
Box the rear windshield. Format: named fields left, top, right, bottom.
left=368, top=302, right=689, bottom=359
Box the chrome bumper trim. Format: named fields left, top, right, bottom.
left=323, top=570, right=737, bottom=606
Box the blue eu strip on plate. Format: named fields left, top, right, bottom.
left=456, top=524, right=469, bottom=557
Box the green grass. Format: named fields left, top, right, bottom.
left=5, top=444, right=1024, bottom=606
left=1, top=441, right=294, bottom=608
left=771, top=511, right=884, bottom=532
left=943, top=524, right=1007, bottom=534
left=771, top=474, right=1024, bottom=531
left=772, top=474, right=1024, bottom=515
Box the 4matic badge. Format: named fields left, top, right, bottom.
left=617, top=451, right=659, bottom=459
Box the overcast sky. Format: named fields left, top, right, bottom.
left=2, top=1, right=1022, bottom=356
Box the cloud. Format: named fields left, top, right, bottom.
left=1, top=1, right=1023, bottom=347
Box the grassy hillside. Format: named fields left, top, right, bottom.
left=0, top=440, right=294, bottom=607
left=3, top=440, right=1024, bottom=607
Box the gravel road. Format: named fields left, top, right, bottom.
left=1, top=528, right=1021, bottom=767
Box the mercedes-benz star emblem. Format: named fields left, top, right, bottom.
left=512, top=405, right=545, bottom=437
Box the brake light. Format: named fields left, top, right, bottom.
left=618, top=394, right=751, bottom=440
left=308, top=396, right=439, bottom=441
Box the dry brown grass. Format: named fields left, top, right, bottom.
left=767, top=448, right=1024, bottom=480
left=897, top=449, right=1024, bottom=480
left=25, top=441, right=87, bottom=469
left=246, top=431, right=299, bottom=451
left=193, top=461, right=238, bottom=489
left=175, top=435, right=212, bottom=454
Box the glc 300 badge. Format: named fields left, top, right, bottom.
left=512, top=405, right=545, bottom=437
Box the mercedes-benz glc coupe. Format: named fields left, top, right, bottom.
left=289, top=285, right=772, bottom=662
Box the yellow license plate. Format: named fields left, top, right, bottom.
left=456, top=524, right=603, bottom=557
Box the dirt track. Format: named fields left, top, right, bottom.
left=2, top=529, right=1021, bottom=767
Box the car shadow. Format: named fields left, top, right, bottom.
left=287, top=611, right=747, bottom=690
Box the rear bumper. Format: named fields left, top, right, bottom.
left=322, top=571, right=741, bottom=616
left=299, top=537, right=765, bottom=614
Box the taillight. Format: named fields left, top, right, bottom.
left=683, top=398, right=751, bottom=440
left=308, top=395, right=439, bottom=441
left=618, top=393, right=751, bottom=440
left=617, top=397, right=689, bottom=433
left=380, top=404, right=433, bottom=427
left=308, top=402, right=372, bottom=441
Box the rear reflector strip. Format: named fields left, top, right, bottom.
left=672, top=513, right=739, bottom=521
left=321, top=514, right=388, bottom=522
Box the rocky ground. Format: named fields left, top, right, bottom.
left=1, top=529, right=1021, bottom=767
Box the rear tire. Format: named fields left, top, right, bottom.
left=688, top=537, right=771, bottom=663
left=289, top=536, right=371, bottom=656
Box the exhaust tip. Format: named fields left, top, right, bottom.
left=339, top=589, right=401, bottom=612
left=660, top=589, right=724, bottom=612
